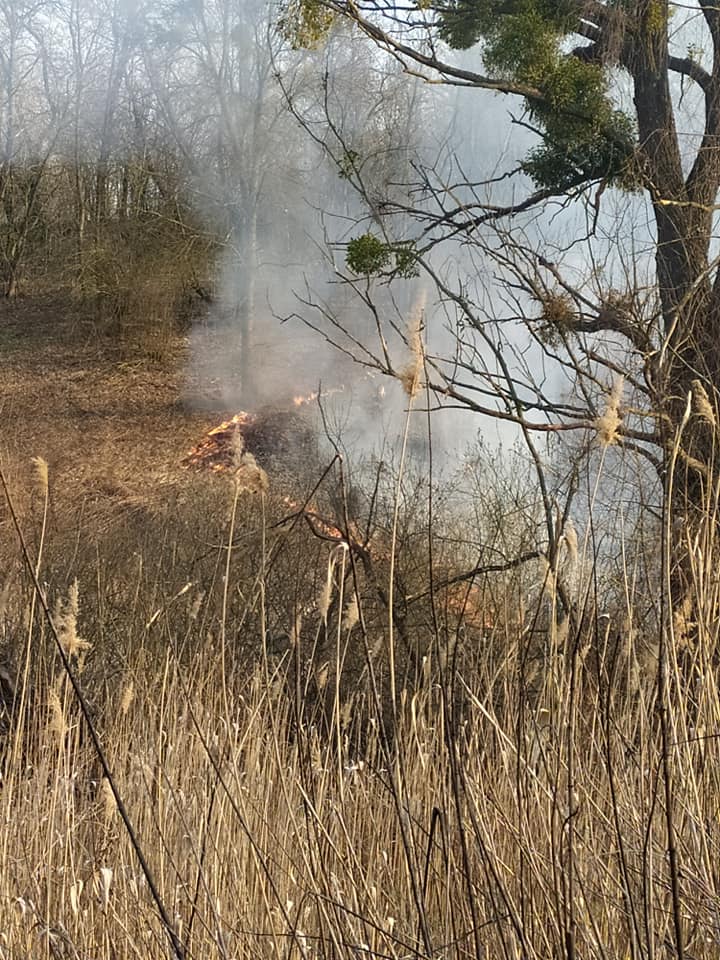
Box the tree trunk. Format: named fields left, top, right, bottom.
left=628, top=5, right=720, bottom=613
left=236, top=205, right=258, bottom=403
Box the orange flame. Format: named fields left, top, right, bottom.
left=206, top=412, right=253, bottom=434
left=281, top=495, right=348, bottom=542
left=293, top=392, right=318, bottom=407
left=183, top=411, right=254, bottom=472
left=292, top=386, right=346, bottom=407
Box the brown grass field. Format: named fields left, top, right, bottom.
left=0, top=295, right=222, bottom=505
left=2, top=296, right=720, bottom=960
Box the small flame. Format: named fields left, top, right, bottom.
left=443, top=584, right=495, bottom=632
left=281, top=495, right=347, bottom=542
left=293, top=392, right=318, bottom=407
left=207, top=412, right=252, bottom=434
left=292, top=386, right=346, bottom=408
left=183, top=402, right=314, bottom=475
left=183, top=411, right=255, bottom=472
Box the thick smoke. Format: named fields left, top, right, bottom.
left=167, top=9, right=447, bottom=461
left=0, top=0, right=663, bottom=475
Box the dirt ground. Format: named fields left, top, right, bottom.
left=0, top=295, right=241, bottom=527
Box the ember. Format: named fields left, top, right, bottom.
left=183, top=406, right=316, bottom=474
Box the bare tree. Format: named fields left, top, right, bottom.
left=0, top=0, right=68, bottom=296
left=141, top=0, right=294, bottom=397
left=277, top=0, right=720, bottom=617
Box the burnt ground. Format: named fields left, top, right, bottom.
left=0, top=294, right=282, bottom=529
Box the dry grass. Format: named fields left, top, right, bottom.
left=2, top=548, right=720, bottom=959
left=4, top=297, right=720, bottom=959
left=0, top=443, right=719, bottom=960
left=0, top=295, right=212, bottom=515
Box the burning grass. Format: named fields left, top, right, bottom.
left=182, top=405, right=317, bottom=476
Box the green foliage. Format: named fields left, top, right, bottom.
left=522, top=116, right=636, bottom=191
left=483, top=10, right=563, bottom=82
left=436, top=0, right=637, bottom=192
left=347, top=234, right=390, bottom=274
left=279, top=0, right=334, bottom=49
left=393, top=242, right=419, bottom=279
left=438, top=0, right=575, bottom=52
left=346, top=234, right=418, bottom=277
left=338, top=149, right=361, bottom=180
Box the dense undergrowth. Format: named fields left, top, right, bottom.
left=0, top=445, right=719, bottom=960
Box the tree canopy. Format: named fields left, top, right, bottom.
left=437, top=0, right=637, bottom=190
left=281, top=0, right=720, bottom=606
left=282, top=0, right=720, bottom=464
